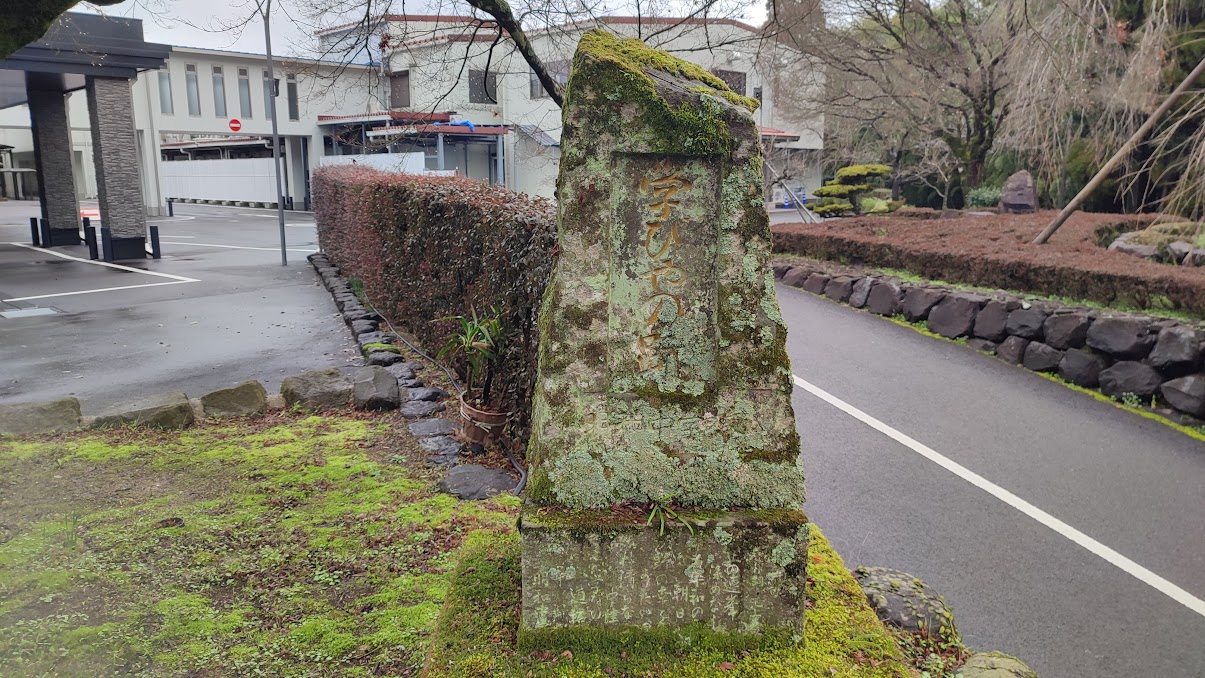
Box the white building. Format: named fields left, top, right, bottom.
left=0, top=46, right=383, bottom=214
left=320, top=14, right=825, bottom=200
left=0, top=16, right=822, bottom=213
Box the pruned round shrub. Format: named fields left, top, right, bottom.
left=834, top=164, right=891, bottom=182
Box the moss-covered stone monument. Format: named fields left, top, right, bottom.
left=521, top=30, right=808, bottom=644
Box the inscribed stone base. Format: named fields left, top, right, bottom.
left=519, top=507, right=808, bottom=641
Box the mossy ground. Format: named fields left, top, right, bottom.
left=423, top=525, right=912, bottom=678
left=0, top=413, right=518, bottom=677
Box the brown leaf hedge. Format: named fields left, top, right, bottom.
left=312, top=165, right=556, bottom=438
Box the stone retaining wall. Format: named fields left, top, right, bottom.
left=774, top=260, right=1205, bottom=424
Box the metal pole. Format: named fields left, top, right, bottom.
left=262, top=0, right=288, bottom=266
left=765, top=160, right=819, bottom=224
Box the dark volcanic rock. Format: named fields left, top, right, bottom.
left=996, top=336, right=1029, bottom=365
left=1058, top=349, right=1110, bottom=388
left=900, top=288, right=946, bottom=322
left=437, top=464, right=515, bottom=500
left=408, top=418, right=459, bottom=438
left=353, top=366, right=401, bottom=410
left=772, top=262, right=792, bottom=279
left=802, top=273, right=830, bottom=295
left=1005, top=307, right=1047, bottom=340
left=866, top=282, right=902, bottom=316
left=1159, top=374, right=1205, bottom=417
left=1099, top=361, right=1163, bottom=398
left=998, top=170, right=1037, bottom=214
left=824, top=276, right=855, bottom=303
left=973, top=300, right=1011, bottom=342
left=1042, top=313, right=1091, bottom=350
left=1147, top=326, right=1201, bottom=376
left=781, top=267, right=810, bottom=288
left=367, top=351, right=405, bottom=366
left=849, top=277, right=873, bottom=308
left=1021, top=342, right=1063, bottom=372
left=399, top=400, right=446, bottom=419
left=854, top=566, right=958, bottom=644
left=1087, top=317, right=1156, bottom=359
left=926, top=294, right=984, bottom=339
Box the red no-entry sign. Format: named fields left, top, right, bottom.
left=229, top=119, right=242, bottom=132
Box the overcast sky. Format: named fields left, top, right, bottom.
left=78, top=0, right=769, bottom=56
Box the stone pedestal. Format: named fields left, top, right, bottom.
left=520, top=508, right=808, bottom=641
left=86, top=75, right=147, bottom=258
left=522, top=31, right=807, bottom=641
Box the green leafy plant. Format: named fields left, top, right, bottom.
left=646, top=496, right=695, bottom=537
left=437, top=308, right=503, bottom=407
left=1119, top=392, right=1142, bottom=408
left=964, top=185, right=1002, bottom=208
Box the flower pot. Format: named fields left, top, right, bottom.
left=459, top=392, right=508, bottom=444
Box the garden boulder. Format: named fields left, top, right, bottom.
left=973, top=300, right=1011, bottom=342
left=824, top=276, right=855, bottom=303
left=281, top=368, right=352, bottom=411
left=926, top=294, right=984, bottom=339
left=200, top=380, right=268, bottom=417
left=438, top=464, right=514, bottom=500
left=1147, top=326, right=1201, bottom=376
left=901, top=287, right=945, bottom=322
left=854, top=566, right=958, bottom=644
left=1159, top=374, right=1205, bottom=418
left=959, top=651, right=1038, bottom=678
left=93, top=391, right=195, bottom=429
left=1087, top=317, right=1156, bottom=359
left=781, top=267, right=810, bottom=288
left=0, top=397, right=81, bottom=435
left=1005, top=307, right=1047, bottom=340
left=1042, top=313, right=1091, bottom=350
left=996, top=336, right=1029, bottom=365
left=998, top=170, right=1037, bottom=213
left=1058, top=349, right=1110, bottom=388
left=1022, top=342, right=1063, bottom=373
left=849, top=277, right=874, bottom=308
left=353, top=366, right=400, bottom=410
left=1099, top=361, right=1163, bottom=399
left=866, top=282, right=902, bottom=316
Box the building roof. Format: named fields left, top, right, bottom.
left=317, top=14, right=494, bottom=37
left=166, top=45, right=376, bottom=69
left=517, top=125, right=559, bottom=147
left=317, top=111, right=454, bottom=124
left=760, top=126, right=801, bottom=139
left=367, top=123, right=509, bottom=137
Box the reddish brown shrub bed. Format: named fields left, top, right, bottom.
left=312, top=165, right=556, bottom=436
left=772, top=211, right=1205, bottom=315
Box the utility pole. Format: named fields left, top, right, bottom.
left=261, top=0, right=288, bottom=265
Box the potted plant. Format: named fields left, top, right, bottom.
left=437, top=308, right=507, bottom=444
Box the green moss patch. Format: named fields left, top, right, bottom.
left=363, top=342, right=402, bottom=354
left=424, top=525, right=909, bottom=677
left=0, top=414, right=518, bottom=676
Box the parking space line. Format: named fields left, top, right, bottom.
left=5, top=242, right=199, bottom=282
left=4, top=280, right=195, bottom=302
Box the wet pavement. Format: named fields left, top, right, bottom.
left=0, top=202, right=358, bottom=412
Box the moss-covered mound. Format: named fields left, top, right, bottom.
left=0, top=415, right=518, bottom=676
left=423, top=525, right=912, bottom=677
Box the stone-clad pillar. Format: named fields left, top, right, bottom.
left=86, top=75, right=147, bottom=259
left=26, top=74, right=81, bottom=245
left=519, top=31, right=808, bottom=644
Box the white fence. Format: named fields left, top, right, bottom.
left=160, top=157, right=278, bottom=203
left=318, top=152, right=426, bottom=174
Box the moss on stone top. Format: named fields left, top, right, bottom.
left=579, top=31, right=760, bottom=113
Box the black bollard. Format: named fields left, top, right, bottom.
left=149, top=225, right=161, bottom=259
left=29, top=217, right=40, bottom=247
left=84, top=220, right=99, bottom=260
left=39, top=219, right=51, bottom=248
left=167, top=199, right=174, bottom=217
left=100, top=227, right=114, bottom=262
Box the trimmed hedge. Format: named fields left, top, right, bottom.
left=313, top=165, right=556, bottom=437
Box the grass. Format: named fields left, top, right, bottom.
left=0, top=413, right=927, bottom=678
left=423, top=526, right=912, bottom=677
left=0, top=414, right=518, bottom=677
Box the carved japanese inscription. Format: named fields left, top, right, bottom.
left=608, top=154, right=719, bottom=396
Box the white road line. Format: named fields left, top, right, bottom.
left=3, top=280, right=194, bottom=302
left=148, top=215, right=197, bottom=223
left=158, top=235, right=196, bottom=239
left=162, top=242, right=317, bottom=253
left=792, top=373, right=1205, bottom=619
left=5, top=242, right=199, bottom=282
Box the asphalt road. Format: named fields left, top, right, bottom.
left=779, top=284, right=1205, bottom=678
left=0, top=203, right=357, bottom=411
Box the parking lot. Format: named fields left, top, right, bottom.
left=0, top=201, right=357, bottom=411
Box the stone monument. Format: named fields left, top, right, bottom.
left=998, top=170, right=1037, bottom=213
left=520, top=31, right=808, bottom=645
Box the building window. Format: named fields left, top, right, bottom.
left=262, top=69, right=276, bottom=117
left=212, top=66, right=227, bottom=118
left=238, top=67, right=252, bottom=118
left=711, top=69, right=747, bottom=97
left=390, top=70, right=410, bottom=108
left=530, top=60, right=569, bottom=99
left=185, top=63, right=201, bottom=116
left=469, top=69, right=497, bottom=104
left=286, top=73, right=300, bottom=121
left=753, top=86, right=763, bottom=102
left=157, top=70, right=174, bottom=115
